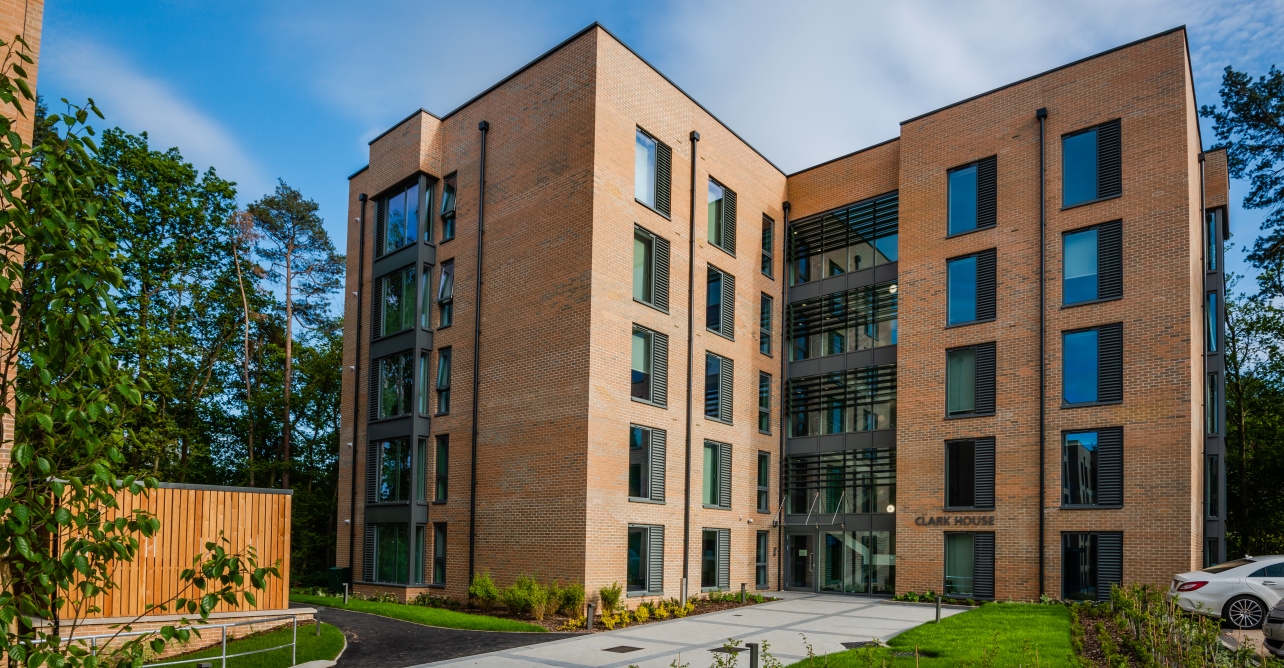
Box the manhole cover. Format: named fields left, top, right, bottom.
left=604, top=646, right=643, bottom=653
left=842, top=641, right=880, bottom=650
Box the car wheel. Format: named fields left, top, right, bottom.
left=1225, top=595, right=1267, bottom=629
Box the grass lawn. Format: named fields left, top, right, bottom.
left=785, top=603, right=1076, bottom=667
left=168, top=622, right=344, bottom=668
left=290, top=594, right=547, bottom=633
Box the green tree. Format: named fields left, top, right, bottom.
left=0, top=37, right=276, bottom=666
left=248, top=182, right=342, bottom=489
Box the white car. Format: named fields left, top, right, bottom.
left=1264, top=598, right=1284, bottom=657
left=1169, top=555, right=1284, bottom=629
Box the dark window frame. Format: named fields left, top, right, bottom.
left=631, top=324, right=668, bottom=407
left=945, top=342, right=996, bottom=419
left=1060, top=119, right=1123, bottom=210
left=944, top=438, right=995, bottom=511
left=945, top=156, right=997, bottom=238
left=436, top=260, right=455, bottom=330
left=758, top=372, right=772, bottom=435
left=628, top=424, right=666, bottom=504
left=761, top=214, right=775, bottom=279
left=1061, top=220, right=1123, bottom=308
left=759, top=293, right=773, bottom=356
left=1060, top=427, right=1124, bottom=509
left=374, top=264, right=418, bottom=339
left=434, top=435, right=448, bottom=504
left=439, top=173, right=457, bottom=242
left=706, top=264, right=735, bottom=340
left=704, top=352, right=733, bottom=425
left=1061, top=531, right=1123, bottom=602
left=634, top=127, right=672, bottom=219
left=373, top=351, right=415, bottom=421
left=756, top=451, right=770, bottom=513
left=431, top=523, right=447, bottom=586
left=755, top=530, right=769, bottom=589
left=702, top=440, right=732, bottom=510
left=945, top=249, right=996, bottom=328
left=707, top=177, right=737, bottom=257
left=435, top=347, right=452, bottom=416
left=1061, top=323, right=1123, bottom=408
left=633, top=225, right=670, bottom=313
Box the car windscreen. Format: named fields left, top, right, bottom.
left=1202, top=558, right=1256, bottom=574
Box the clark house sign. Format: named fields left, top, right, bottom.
left=915, top=515, right=995, bottom=527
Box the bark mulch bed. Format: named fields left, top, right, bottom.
left=459, top=595, right=778, bottom=633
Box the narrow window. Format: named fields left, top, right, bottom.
left=418, top=353, right=430, bottom=416
left=379, top=266, right=417, bottom=336
left=1063, top=228, right=1099, bottom=304
left=629, top=425, right=651, bottom=499
left=755, top=531, right=769, bottom=588
left=758, top=372, right=771, bottom=434
left=701, top=529, right=729, bottom=589
left=1206, top=373, right=1219, bottom=435
left=946, top=348, right=976, bottom=415
left=632, top=327, right=653, bottom=401
left=374, top=524, right=409, bottom=583
left=708, top=180, right=725, bottom=250
left=1206, top=210, right=1219, bottom=272
left=944, top=533, right=974, bottom=597
left=703, top=442, right=720, bottom=507
left=1062, top=430, right=1098, bottom=506
left=947, top=256, right=978, bottom=325
left=1062, top=533, right=1098, bottom=600
left=756, top=451, right=770, bottom=513
left=760, top=294, right=773, bottom=355
left=439, top=174, right=457, bottom=241
left=627, top=526, right=649, bottom=593
left=634, top=229, right=655, bottom=304
left=432, top=523, right=447, bottom=585
left=1062, top=120, right=1121, bottom=208
left=1206, top=454, right=1220, bottom=519
left=435, top=348, right=451, bottom=415
left=420, top=265, right=433, bottom=329
left=1063, top=330, right=1099, bottom=404
left=437, top=261, right=455, bottom=328
left=378, top=352, right=415, bottom=419
left=382, top=181, right=418, bottom=254
left=704, top=353, right=732, bottom=423
left=945, top=440, right=976, bottom=508
left=1205, top=537, right=1220, bottom=569
left=948, top=164, right=978, bottom=235
left=413, top=525, right=425, bottom=584
left=415, top=438, right=427, bottom=502
left=376, top=438, right=411, bottom=502
left=706, top=267, right=722, bottom=333
left=761, top=215, right=774, bottom=278
left=434, top=435, right=448, bottom=503
left=635, top=129, right=657, bottom=208
left=1207, top=292, right=1219, bottom=353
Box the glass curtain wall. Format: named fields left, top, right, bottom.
left=785, top=448, right=895, bottom=515
left=789, top=282, right=898, bottom=362
left=789, top=192, right=898, bottom=286
left=788, top=365, right=896, bottom=436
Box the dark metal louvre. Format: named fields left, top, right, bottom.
left=717, top=528, right=730, bottom=589
left=650, top=429, right=666, bottom=503
left=654, top=234, right=671, bottom=312
left=371, top=277, right=383, bottom=339
left=787, top=281, right=898, bottom=349
left=785, top=364, right=897, bottom=417
left=374, top=197, right=386, bottom=258
left=652, top=330, right=668, bottom=406
left=973, top=532, right=996, bottom=599
left=973, top=437, right=996, bottom=509
left=368, top=363, right=379, bottom=422
left=719, top=356, right=734, bottom=425
left=648, top=525, right=665, bottom=593
left=976, top=249, right=997, bottom=321
left=366, top=439, right=378, bottom=503
left=1096, top=427, right=1124, bottom=506
left=1097, top=323, right=1123, bottom=403
left=720, top=271, right=735, bottom=339
left=1096, top=533, right=1123, bottom=602
left=1097, top=220, right=1123, bottom=300
left=785, top=448, right=895, bottom=496
left=723, top=186, right=737, bottom=255
left=1096, top=119, right=1122, bottom=199
left=976, top=156, right=997, bottom=230
left=655, top=140, right=672, bottom=217
left=718, top=441, right=732, bottom=509
left=974, top=342, right=997, bottom=414
left=363, top=525, right=376, bottom=581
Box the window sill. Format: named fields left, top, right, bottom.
left=439, top=236, right=455, bottom=245
left=943, top=506, right=995, bottom=512
left=1060, top=400, right=1122, bottom=409
left=703, top=504, right=730, bottom=510
left=944, top=412, right=995, bottom=420
left=436, top=324, right=452, bottom=331
left=762, top=270, right=775, bottom=281
left=1060, top=505, right=1124, bottom=510
left=427, top=583, right=446, bottom=589
left=367, top=501, right=411, bottom=507
left=758, top=430, right=772, bottom=436
left=629, top=496, right=665, bottom=505
left=1060, top=193, right=1122, bottom=211
left=944, top=224, right=997, bottom=240
left=635, top=198, right=672, bottom=220
left=711, top=243, right=736, bottom=259
left=706, top=327, right=734, bottom=342
left=1062, top=295, right=1123, bottom=309
left=945, top=317, right=996, bottom=330
left=434, top=412, right=450, bottom=417
left=634, top=296, right=669, bottom=315
left=755, top=584, right=769, bottom=590
left=371, top=328, right=415, bottom=342
left=757, top=508, right=771, bottom=515
left=627, top=589, right=656, bottom=597
left=705, top=416, right=732, bottom=426
left=368, top=414, right=413, bottom=425
left=631, top=396, right=667, bottom=409
left=432, top=500, right=447, bottom=505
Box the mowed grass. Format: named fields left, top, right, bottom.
left=290, top=594, right=547, bottom=632
left=167, top=622, right=344, bottom=668
left=785, top=603, right=1076, bottom=667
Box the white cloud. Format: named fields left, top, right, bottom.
left=43, top=38, right=270, bottom=195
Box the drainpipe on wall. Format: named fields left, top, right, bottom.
left=348, top=193, right=368, bottom=579
left=468, top=120, right=489, bottom=586
left=778, top=200, right=790, bottom=592
left=682, top=130, right=700, bottom=603
left=1036, top=107, right=1048, bottom=597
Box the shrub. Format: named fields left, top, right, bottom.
left=653, top=602, right=670, bottom=620
left=558, top=581, right=586, bottom=617
left=468, top=570, right=500, bottom=611
left=501, top=574, right=550, bottom=619
left=410, top=592, right=462, bottom=610
left=599, top=581, right=623, bottom=614
left=634, top=603, right=651, bottom=622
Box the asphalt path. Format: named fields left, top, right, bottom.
left=292, top=603, right=577, bottom=667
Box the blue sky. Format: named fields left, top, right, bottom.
left=37, top=0, right=1284, bottom=287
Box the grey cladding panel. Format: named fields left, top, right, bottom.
left=650, top=429, right=667, bottom=503
left=1096, top=427, right=1123, bottom=506
left=973, top=437, right=995, bottom=509
left=656, top=140, right=672, bottom=217
left=973, top=532, right=995, bottom=599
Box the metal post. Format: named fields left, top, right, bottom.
left=292, top=615, right=298, bottom=666
left=681, top=577, right=688, bottom=604
left=586, top=602, right=596, bottom=632
left=935, top=596, right=941, bottom=623
left=343, top=582, right=349, bottom=604
left=90, top=637, right=97, bottom=658
left=746, top=642, right=760, bottom=668
left=316, top=614, right=322, bottom=636
left=740, top=583, right=746, bottom=604
left=221, top=626, right=228, bottom=668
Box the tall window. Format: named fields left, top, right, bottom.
left=757, top=451, right=770, bottom=513
left=440, top=174, right=457, bottom=241
left=789, top=192, right=898, bottom=286
left=416, top=438, right=427, bottom=502
left=1063, top=324, right=1122, bottom=405
left=1207, top=292, right=1219, bottom=353
left=705, top=353, right=732, bottom=423
left=627, top=526, right=649, bottom=592
left=376, top=438, right=411, bottom=502
left=413, top=525, right=425, bottom=585
left=944, top=533, right=974, bottom=596
left=947, top=157, right=996, bottom=236
left=435, top=348, right=452, bottom=415
left=1206, top=210, right=1219, bottom=272
left=708, top=179, right=736, bottom=255
left=374, top=524, right=409, bottom=583
left=432, top=524, right=447, bottom=585
left=634, top=128, right=671, bottom=216
left=787, top=365, right=897, bottom=436
left=706, top=266, right=734, bottom=338
left=1064, top=228, right=1098, bottom=304
left=420, top=265, right=433, bottom=329
left=628, top=525, right=663, bottom=594
left=1205, top=454, right=1220, bottom=519
left=378, top=352, right=414, bottom=419
left=761, top=215, right=774, bottom=277
left=755, top=531, right=769, bottom=588
left=1062, top=533, right=1124, bottom=602
left=947, top=347, right=976, bottom=416
left=434, top=435, right=448, bottom=503
left=380, top=181, right=419, bottom=255
left=703, top=440, right=731, bottom=509
left=1062, top=120, right=1122, bottom=208
left=785, top=448, right=895, bottom=515
left=948, top=256, right=978, bottom=325
left=379, top=266, right=417, bottom=336
left=701, top=529, right=729, bottom=589
left=631, top=325, right=670, bottom=406
left=1062, top=428, right=1123, bottom=507
left=760, top=294, right=773, bottom=355
left=946, top=440, right=976, bottom=508
left=758, top=372, right=771, bottom=434
left=1206, top=373, right=1219, bottom=435
left=418, top=353, right=431, bottom=415
left=634, top=229, right=654, bottom=304
left=629, top=425, right=651, bottom=500
left=437, top=261, right=455, bottom=328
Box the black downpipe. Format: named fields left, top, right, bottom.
left=682, top=130, right=700, bottom=592
left=1036, top=107, right=1048, bottom=597
left=468, top=121, right=489, bottom=585
left=348, top=193, right=368, bottom=576
left=778, top=201, right=790, bottom=592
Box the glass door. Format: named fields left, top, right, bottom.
left=788, top=534, right=814, bottom=589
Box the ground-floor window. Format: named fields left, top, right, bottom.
left=412, top=525, right=425, bottom=585
left=814, top=530, right=895, bottom=595
left=943, top=532, right=994, bottom=599
left=1204, top=536, right=1219, bottom=569
left=432, top=523, right=447, bottom=585
left=1062, top=532, right=1123, bottom=602
left=755, top=531, right=769, bottom=589
left=374, top=524, right=409, bottom=584
left=701, top=528, right=729, bottom=590
left=628, top=524, right=664, bottom=595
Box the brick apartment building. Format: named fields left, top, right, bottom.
left=337, top=23, right=1229, bottom=605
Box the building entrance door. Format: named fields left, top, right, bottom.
left=787, top=529, right=895, bottom=595
left=788, top=534, right=813, bottom=589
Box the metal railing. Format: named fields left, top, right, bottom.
left=60, top=613, right=299, bottom=668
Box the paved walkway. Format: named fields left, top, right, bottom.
left=412, top=592, right=962, bottom=668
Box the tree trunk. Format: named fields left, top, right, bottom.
left=234, top=244, right=256, bottom=486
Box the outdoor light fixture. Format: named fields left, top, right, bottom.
left=888, top=284, right=898, bottom=294
left=887, top=504, right=895, bottom=513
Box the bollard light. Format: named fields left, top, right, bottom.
left=586, top=602, right=596, bottom=632
left=740, top=583, right=746, bottom=604
left=746, top=641, right=760, bottom=668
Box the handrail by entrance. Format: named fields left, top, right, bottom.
left=52, top=613, right=300, bottom=668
